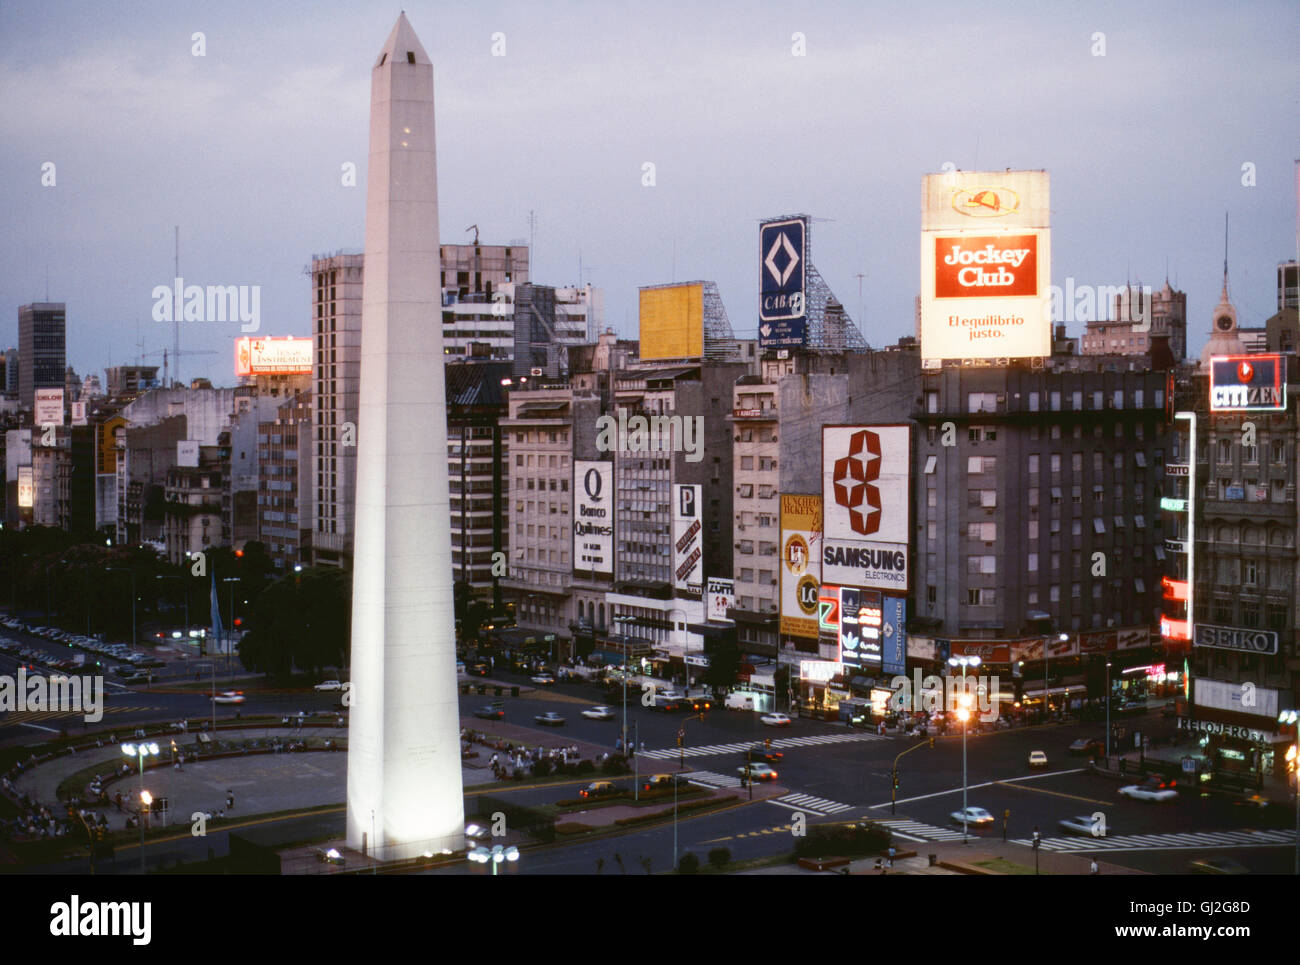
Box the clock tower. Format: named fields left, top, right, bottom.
left=1200, top=280, right=1245, bottom=367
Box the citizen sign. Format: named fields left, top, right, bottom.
left=1194, top=624, right=1278, bottom=655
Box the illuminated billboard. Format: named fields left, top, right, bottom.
left=839, top=586, right=883, bottom=669
left=1209, top=355, right=1286, bottom=411
left=821, top=425, right=911, bottom=591
left=779, top=494, right=822, bottom=639
left=17, top=466, right=33, bottom=508
left=573, top=461, right=614, bottom=578
left=759, top=216, right=808, bottom=348
left=919, top=170, right=1051, bottom=361
left=234, top=336, right=313, bottom=376
left=639, top=283, right=704, bottom=361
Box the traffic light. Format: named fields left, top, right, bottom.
left=892, top=770, right=899, bottom=789
left=929, top=737, right=935, bottom=748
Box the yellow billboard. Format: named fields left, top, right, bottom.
left=780, top=494, right=822, bottom=640
left=639, top=283, right=704, bottom=360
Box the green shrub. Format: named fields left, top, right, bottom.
left=707, top=847, right=731, bottom=869
left=793, top=821, right=892, bottom=859
left=677, top=852, right=699, bottom=874
left=532, top=759, right=552, bottom=778
left=601, top=754, right=628, bottom=774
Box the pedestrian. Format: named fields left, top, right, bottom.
left=1090, top=859, right=1098, bottom=875
left=227, top=790, right=234, bottom=809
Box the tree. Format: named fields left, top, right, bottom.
left=704, top=635, right=742, bottom=691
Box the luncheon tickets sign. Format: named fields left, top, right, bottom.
left=920, top=170, right=1052, bottom=361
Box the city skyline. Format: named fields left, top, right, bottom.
left=2, top=0, right=1297, bottom=384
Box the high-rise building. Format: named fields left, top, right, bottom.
left=105, top=365, right=161, bottom=399
left=1278, top=261, right=1298, bottom=312
left=258, top=393, right=313, bottom=569
left=2, top=348, right=17, bottom=395
left=1166, top=345, right=1299, bottom=790
left=445, top=361, right=510, bottom=603
left=18, top=303, right=66, bottom=411
left=439, top=242, right=528, bottom=299
left=310, top=252, right=364, bottom=567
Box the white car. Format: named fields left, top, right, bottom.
left=949, top=806, right=995, bottom=826
left=533, top=711, right=566, bottom=727
left=1119, top=782, right=1178, bottom=802
left=530, top=673, right=556, bottom=686
left=760, top=713, right=791, bottom=727
left=314, top=680, right=344, bottom=691
left=1027, top=750, right=1048, bottom=768
left=1059, top=814, right=1107, bottom=836
left=736, top=762, right=780, bottom=782
left=581, top=705, right=615, bottom=720
left=211, top=691, right=246, bottom=705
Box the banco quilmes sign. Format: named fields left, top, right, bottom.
left=1209, top=355, right=1286, bottom=412
left=1194, top=623, right=1278, bottom=655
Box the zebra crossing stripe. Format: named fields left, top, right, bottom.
left=640, top=731, right=885, bottom=760
left=875, top=818, right=969, bottom=841
left=779, top=793, right=854, bottom=814
left=1016, top=828, right=1299, bottom=852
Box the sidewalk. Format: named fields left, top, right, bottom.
left=739, top=838, right=1145, bottom=875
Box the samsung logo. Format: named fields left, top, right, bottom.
left=823, top=546, right=906, bottom=570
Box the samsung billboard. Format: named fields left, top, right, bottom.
left=821, top=425, right=911, bottom=591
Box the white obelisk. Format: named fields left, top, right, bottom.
left=346, top=12, right=463, bottom=861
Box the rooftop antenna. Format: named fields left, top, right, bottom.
left=174, top=225, right=181, bottom=388
left=1223, top=211, right=1229, bottom=293
left=45, top=265, right=49, bottom=301
left=527, top=209, right=537, bottom=258
left=854, top=271, right=866, bottom=324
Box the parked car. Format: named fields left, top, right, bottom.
left=581, top=705, right=615, bottom=720
left=1027, top=750, right=1048, bottom=769
left=533, top=711, right=566, bottom=727
left=314, top=680, right=344, bottom=691
left=949, top=806, right=994, bottom=826
left=760, top=713, right=792, bottom=728
left=1059, top=814, right=1107, bottom=836
left=737, top=762, right=779, bottom=783
left=1119, top=780, right=1178, bottom=802
left=747, top=743, right=783, bottom=763
left=578, top=781, right=622, bottom=799
left=473, top=706, right=504, bottom=720
left=468, top=663, right=489, bottom=677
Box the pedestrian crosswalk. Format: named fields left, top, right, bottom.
left=873, top=817, right=971, bottom=842
left=1011, top=828, right=1298, bottom=853
left=638, top=731, right=886, bottom=761
left=769, top=792, right=854, bottom=816
left=0, top=706, right=155, bottom=726
left=681, top=770, right=743, bottom=788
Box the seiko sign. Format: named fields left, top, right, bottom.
left=1194, top=624, right=1278, bottom=655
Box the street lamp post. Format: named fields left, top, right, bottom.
left=223, top=576, right=239, bottom=680
left=1105, top=661, right=1113, bottom=760
left=949, top=655, right=981, bottom=844
left=155, top=575, right=188, bottom=638
left=469, top=844, right=519, bottom=875
left=1043, top=632, right=1068, bottom=723
left=122, top=742, right=159, bottom=873
left=106, top=567, right=136, bottom=648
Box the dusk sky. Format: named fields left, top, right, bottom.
left=2, top=0, right=1296, bottom=385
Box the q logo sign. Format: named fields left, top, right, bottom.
left=833, top=429, right=882, bottom=536
left=583, top=467, right=603, bottom=501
